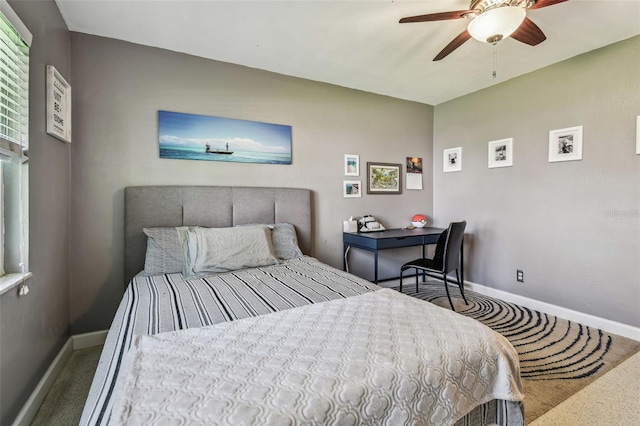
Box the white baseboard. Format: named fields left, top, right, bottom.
left=381, top=278, right=640, bottom=341
left=11, top=330, right=108, bottom=426
left=72, top=330, right=108, bottom=350
left=11, top=339, right=73, bottom=426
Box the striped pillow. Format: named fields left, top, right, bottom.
left=142, top=227, right=185, bottom=276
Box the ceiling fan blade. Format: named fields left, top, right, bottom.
left=400, top=10, right=472, bottom=24
left=433, top=30, right=471, bottom=61
left=510, top=17, right=547, bottom=46
left=529, top=0, right=569, bottom=10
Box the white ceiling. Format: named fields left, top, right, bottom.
left=55, top=0, right=640, bottom=105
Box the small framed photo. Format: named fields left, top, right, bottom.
left=443, top=147, right=462, bottom=172
left=488, top=138, right=513, bottom=168
left=344, top=154, right=360, bottom=176
left=549, top=126, right=582, bottom=162
left=367, top=162, right=402, bottom=194
left=406, top=157, right=423, bottom=173
left=636, top=115, right=640, bottom=155
left=343, top=180, right=362, bottom=198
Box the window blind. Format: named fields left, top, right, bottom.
left=0, top=6, right=29, bottom=159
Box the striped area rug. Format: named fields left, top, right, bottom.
left=395, top=283, right=640, bottom=423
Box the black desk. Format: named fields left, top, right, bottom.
left=343, top=227, right=463, bottom=284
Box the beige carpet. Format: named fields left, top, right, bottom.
left=530, top=351, right=640, bottom=425
left=397, top=284, right=640, bottom=424
left=31, top=346, right=101, bottom=426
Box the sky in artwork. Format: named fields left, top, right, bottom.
left=158, top=110, right=291, bottom=154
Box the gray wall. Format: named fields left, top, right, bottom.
left=434, top=36, right=640, bottom=327
left=3, top=7, right=635, bottom=423
left=69, top=33, right=434, bottom=333
left=0, top=1, right=71, bottom=424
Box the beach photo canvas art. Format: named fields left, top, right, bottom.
left=158, top=110, right=292, bottom=164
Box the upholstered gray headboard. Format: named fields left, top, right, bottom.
left=124, top=186, right=312, bottom=283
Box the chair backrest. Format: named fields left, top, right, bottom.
left=443, top=221, right=466, bottom=273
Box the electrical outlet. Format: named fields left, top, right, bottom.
left=516, top=270, right=524, bottom=283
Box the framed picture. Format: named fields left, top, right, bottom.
left=158, top=110, right=292, bottom=164
left=488, top=138, right=513, bottom=168
left=406, top=157, right=422, bottom=173
left=367, top=162, right=402, bottom=194
left=344, top=154, right=360, bottom=176
left=46, top=65, right=72, bottom=143
left=549, top=126, right=582, bottom=162
left=406, top=156, right=423, bottom=190
left=636, top=115, right=640, bottom=155
left=443, top=147, right=462, bottom=172
left=343, top=180, right=362, bottom=198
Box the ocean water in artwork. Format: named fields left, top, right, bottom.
left=158, top=110, right=292, bottom=165
left=160, top=145, right=291, bottom=164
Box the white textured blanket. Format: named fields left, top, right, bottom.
left=110, top=288, right=523, bottom=425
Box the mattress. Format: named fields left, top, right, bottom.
left=80, top=257, right=524, bottom=425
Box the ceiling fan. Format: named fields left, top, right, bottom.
left=399, top=0, right=569, bottom=61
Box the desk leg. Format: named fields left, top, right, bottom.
left=374, top=250, right=379, bottom=284
left=460, top=236, right=464, bottom=289
left=422, top=244, right=426, bottom=282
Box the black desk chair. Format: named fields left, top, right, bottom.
left=399, top=221, right=468, bottom=311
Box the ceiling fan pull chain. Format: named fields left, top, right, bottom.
left=493, top=42, right=498, bottom=78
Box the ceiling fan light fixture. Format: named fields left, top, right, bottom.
left=468, top=6, right=526, bottom=43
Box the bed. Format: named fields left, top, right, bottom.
left=80, top=186, right=524, bottom=426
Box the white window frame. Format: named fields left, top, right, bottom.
left=0, top=169, right=3, bottom=275
left=0, top=0, right=32, bottom=295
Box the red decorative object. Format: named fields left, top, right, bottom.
left=411, top=214, right=427, bottom=228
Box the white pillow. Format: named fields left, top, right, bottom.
left=179, top=225, right=279, bottom=277
left=237, top=223, right=303, bottom=260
